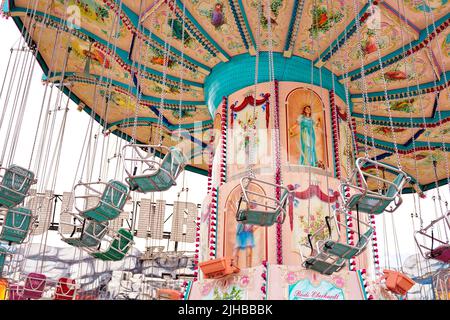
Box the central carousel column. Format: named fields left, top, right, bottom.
left=188, top=79, right=372, bottom=300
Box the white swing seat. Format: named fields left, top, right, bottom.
left=0, top=165, right=36, bottom=208
left=123, top=144, right=186, bottom=193
left=340, top=158, right=410, bottom=215
left=414, top=211, right=450, bottom=264
left=318, top=211, right=373, bottom=260
left=74, top=180, right=129, bottom=222
left=236, top=176, right=290, bottom=227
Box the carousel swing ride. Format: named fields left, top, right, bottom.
left=0, top=0, right=448, bottom=300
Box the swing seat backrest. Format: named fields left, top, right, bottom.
left=64, top=221, right=108, bottom=248
left=0, top=207, right=33, bottom=244
left=385, top=173, right=406, bottom=198
left=23, top=273, right=46, bottom=300
left=0, top=254, right=4, bottom=275
left=0, top=166, right=35, bottom=208
left=91, top=228, right=133, bottom=261
left=0, top=249, right=9, bottom=275
left=0, top=247, right=12, bottom=279
left=81, top=221, right=108, bottom=246
left=414, top=213, right=450, bottom=261
left=54, top=277, right=77, bottom=300
left=82, top=180, right=128, bottom=222
left=126, top=147, right=185, bottom=193
left=347, top=173, right=407, bottom=215
left=237, top=189, right=289, bottom=226
left=323, top=227, right=373, bottom=259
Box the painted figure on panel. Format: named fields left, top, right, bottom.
left=211, top=3, right=225, bottom=28
left=296, top=106, right=319, bottom=166
left=224, top=185, right=266, bottom=269
left=233, top=223, right=256, bottom=268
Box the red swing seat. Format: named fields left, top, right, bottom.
left=425, top=244, right=450, bottom=263
left=157, top=288, right=183, bottom=300
left=54, top=277, right=77, bottom=300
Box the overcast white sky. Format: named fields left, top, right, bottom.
left=0, top=17, right=448, bottom=278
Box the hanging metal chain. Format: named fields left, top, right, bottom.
left=248, top=0, right=262, bottom=179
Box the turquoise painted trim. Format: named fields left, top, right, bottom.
left=111, top=0, right=211, bottom=71
left=173, top=0, right=230, bottom=60
left=228, top=0, right=249, bottom=50
left=109, top=117, right=213, bottom=131
left=205, top=52, right=349, bottom=115
left=341, top=13, right=450, bottom=80
left=237, top=0, right=256, bottom=48
left=49, top=71, right=204, bottom=106
left=315, top=3, right=371, bottom=64
left=184, top=281, right=193, bottom=300
left=284, top=0, right=300, bottom=52
left=2, top=0, right=9, bottom=12
left=352, top=111, right=450, bottom=125
left=350, top=71, right=450, bottom=99
left=362, top=157, right=421, bottom=186
left=357, top=270, right=368, bottom=300
left=355, top=133, right=450, bottom=151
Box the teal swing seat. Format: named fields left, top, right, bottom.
left=0, top=207, right=34, bottom=244
left=340, top=158, right=410, bottom=215
left=0, top=165, right=35, bottom=208
left=304, top=254, right=346, bottom=275
left=74, top=180, right=129, bottom=223
left=319, top=213, right=374, bottom=259
left=300, top=217, right=347, bottom=275
left=90, top=228, right=134, bottom=261
left=122, top=144, right=186, bottom=194
left=0, top=247, right=11, bottom=275
left=236, top=177, right=290, bottom=227
left=62, top=219, right=108, bottom=248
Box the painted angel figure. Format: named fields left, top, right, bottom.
left=211, top=3, right=225, bottom=28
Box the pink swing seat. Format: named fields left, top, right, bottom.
left=426, top=244, right=450, bottom=263
left=23, top=273, right=47, bottom=299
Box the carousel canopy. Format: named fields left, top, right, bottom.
left=2, top=0, right=449, bottom=192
